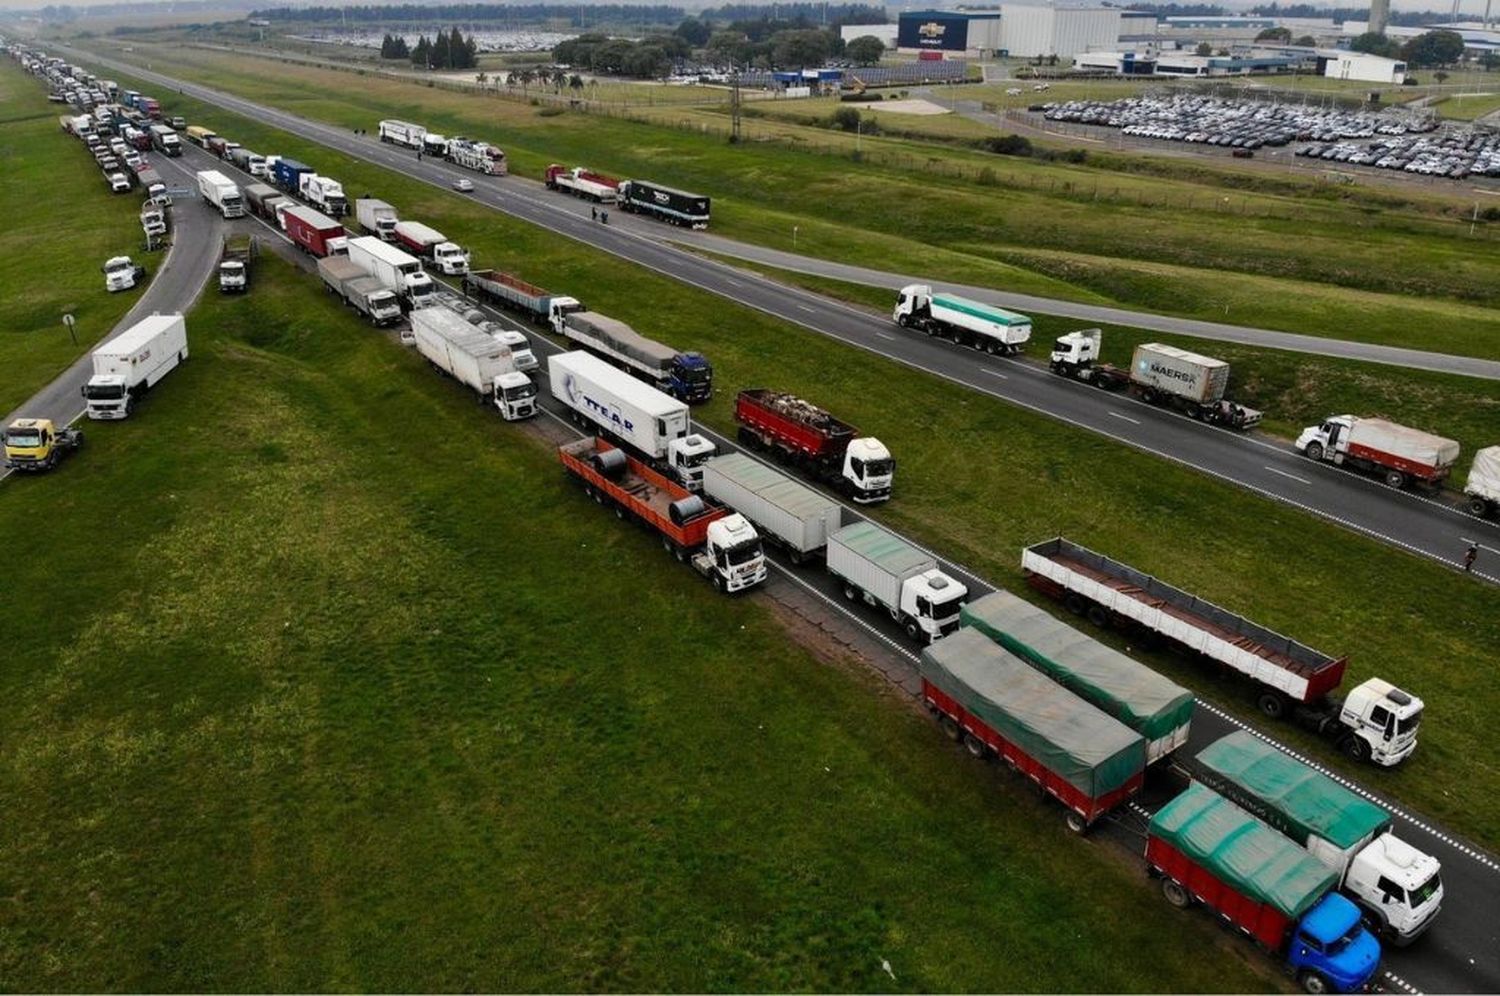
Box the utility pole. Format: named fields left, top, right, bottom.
left=730, top=69, right=742, bottom=143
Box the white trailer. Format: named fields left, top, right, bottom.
left=299, top=173, right=347, bottom=217
left=893, top=284, right=1031, bottom=354
left=196, top=169, right=244, bottom=218
left=378, top=119, right=426, bottom=149
left=82, top=313, right=188, bottom=420
left=355, top=197, right=399, bottom=240
left=412, top=306, right=536, bottom=420
left=701, top=452, right=843, bottom=563
left=1296, top=415, right=1460, bottom=489
left=393, top=220, right=469, bottom=275
left=1465, top=446, right=1500, bottom=518
left=347, top=235, right=436, bottom=310
left=447, top=139, right=506, bottom=175
left=826, top=521, right=967, bottom=643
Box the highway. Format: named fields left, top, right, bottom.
left=57, top=47, right=1500, bottom=585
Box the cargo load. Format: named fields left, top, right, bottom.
left=1297, top=415, right=1460, bottom=488
left=700, top=452, right=842, bottom=562
left=1465, top=445, right=1500, bottom=517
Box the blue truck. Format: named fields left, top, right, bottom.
left=556, top=309, right=712, bottom=404
left=271, top=157, right=314, bottom=195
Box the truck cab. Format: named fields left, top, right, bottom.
left=1342, top=833, right=1442, bottom=944
left=1286, top=893, right=1382, bottom=994
left=82, top=374, right=130, bottom=418
left=432, top=242, right=470, bottom=275
left=491, top=329, right=537, bottom=371
left=693, top=514, right=767, bottom=593
left=1296, top=417, right=1352, bottom=464
left=1337, top=678, right=1422, bottom=766
left=902, top=571, right=967, bottom=642
left=219, top=259, right=247, bottom=293
left=845, top=437, right=894, bottom=503
left=493, top=372, right=538, bottom=421
left=4, top=418, right=82, bottom=472
left=547, top=296, right=584, bottom=334
left=103, top=255, right=144, bottom=292
left=405, top=269, right=436, bottom=309
left=892, top=284, right=930, bottom=326
left=1051, top=329, right=1101, bottom=372
left=670, top=352, right=713, bottom=404
left=666, top=433, right=717, bottom=491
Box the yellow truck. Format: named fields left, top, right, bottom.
left=4, top=418, right=84, bottom=473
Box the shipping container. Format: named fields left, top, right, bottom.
left=701, top=452, right=843, bottom=562
left=617, top=178, right=710, bottom=228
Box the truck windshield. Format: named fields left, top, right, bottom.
left=683, top=367, right=712, bottom=384
left=864, top=458, right=894, bottom=477
left=505, top=383, right=537, bottom=401
left=1397, top=709, right=1421, bottom=736
left=682, top=451, right=713, bottom=468
left=726, top=539, right=763, bottom=566
left=85, top=384, right=125, bottom=399
left=1410, top=871, right=1441, bottom=907
left=6, top=429, right=43, bottom=447
left=923, top=593, right=965, bottom=619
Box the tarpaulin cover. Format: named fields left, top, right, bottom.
left=570, top=312, right=676, bottom=372
left=1348, top=418, right=1460, bottom=470
left=960, top=591, right=1195, bottom=741
left=1469, top=446, right=1500, bottom=495
left=1150, top=783, right=1338, bottom=919
left=1195, top=731, right=1390, bottom=850
left=921, top=628, right=1145, bottom=799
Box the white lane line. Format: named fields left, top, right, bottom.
left=875, top=331, right=897, bottom=341
left=725, top=277, right=744, bottom=288
left=982, top=368, right=1008, bottom=380
left=1263, top=465, right=1312, bottom=485
left=1106, top=411, right=1140, bottom=425
left=796, top=304, right=816, bottom=313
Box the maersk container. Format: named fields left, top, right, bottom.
left=701, top=452, right=842, bottom=561
left=1130, top=343, right=1229, bottom=405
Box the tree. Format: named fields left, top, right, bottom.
left=707, top=29, right=752, bottom=66
left=1255, top=26, right=1292, bottom=42
left=431, top=28, right=451, bottom=68
left=1195, top=41, right=1213, bottom=56
left=845, top=34, right=884, bottom=66
left=674, top=17, right=711, bottom=47
left=831, top=106, right=861, bottom=131
left=1293, top=34, right=1317, bottom=47
left=771, top=28, right=829, bottom=69
left=1349, top=32, right=1401, bottom=58
left=1402, top=30, right=1464, bottom=68
left=410, top=34, right=431, bottom=67
left=1434, top=70, right=1449, bottom=84
left=569, top=73, right=584, bottom=93
left=380, top=33, right=409, bottom=59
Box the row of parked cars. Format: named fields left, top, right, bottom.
left=1296, top=127, right=1500, bottom=178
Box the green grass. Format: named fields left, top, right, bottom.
left=1436, top=91, right=1500, bottom=121
left=0, top=62, right=152, bottom=415
left=0, top=255, right=1279, bottom=991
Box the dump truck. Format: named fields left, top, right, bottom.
left=558, top=311, right=712, bottom=404
left=545, top=164, right=618, bottom=202
left=617, top=178, right=710, bottom=228
left=281, top=204, right=348, bottom=258
left=411, top=305, right=536, bottom=420
left=299, top=173, right=347, bottom=217
left=921, top=627, right=1145, bottom=832
left=461, top=269, right=582, bottom=328
left=392, top=221, right=468, bottom=275
left=960, top=590, right=1194, bottom=764
left=346, top=235, right=435, bottom=310
left=317, top=255, right=403, bottom=327
left=355, top=197, right=399, bottom=240
left=1049, top=330, right=1262, bottom=430
left=81, top=313, right=188, bottom=420
left=734, top=389, right=893, bottom=503
left=559, top=437, right=766, bottom=593
left=893, top=284, right=1031, bottom=354
left=1465, top=445, right=1500, bottom=517
left=4, top=418, right=83, bottom=472
left=196, top=169, right=244, bottom=219
left=1296, top=415, right=1460, bottom=490
left=1194, top=731, right=1442, bottom=944
left=218, top=233, right=255, bottom=293
left=828, top=521, right=967, bottom=643
left=244, top=182, right=284, bottom=220
left=1147, top=783, right=1382, bottom=994
left=1022, top=537, right=1423, bottom=765
left=701, top=452, right=843, bottom=564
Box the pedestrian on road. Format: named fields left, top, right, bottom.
left=1464, top=541, right=1479, bottom=573
left=591, top=205, right=597, bottom=221
left=600, top=209, right=609, bottom=225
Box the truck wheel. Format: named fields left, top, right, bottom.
left=1064, top=593, right=1086, bottom=615
left=939, top=716, right=961, bottom=741
left=1065, top=812, right=1089, bottom=835
left=1085, top=604, right=1109, bottom=629
left=711, top=573, right=724, bottom=593
left=1303, top=442, right=1324, bottom=461
left=1299, top=971, right=1330, bottom=995
left=904, top=619, right=920, bottom=641
left=1344, top=736, right=1371, bottom=764
left=895, top=314, right=909, bottom=328
left=1471, top=495, right=1493, bottom=518
left=1384, top=469, right=1407, bottom=489
left=661, top=536, right=674, bottom=556
left=1257, top=692, right=1288, bottom=720
left=1161, top=879, right=1191, bottom=909
left=963, top=732, right=988, bottom=760
left=843, top=583, right=857, bottom=602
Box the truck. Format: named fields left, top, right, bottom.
left=1050, top=331, right=1263, bottom=430
left=446, top=138, right=506, bottom=175
left=547, top=350, right=717, bottom=490
left=281, top=204, right=348, bottom=258
left=271, top=157, right=314, bottom=195
left=244, top=182, right=285, bottom=219
left=134, top=166, right=167, bottom=205
left=81, top=313, right=188, bottom=420
left=218, top=233, right=256, bottom=293
left=196, top=169, right=244, bottom=219
left=392, top=221, right=468, bottom=275
left=461, top=269, right=582, bottom=329
left=921, top=626, right=1146, bottom=831
left=317, top=255, right=404, bottom=327
left=733, top=388, right=893, bottom=503
left=544, top=164, right=618, bottom=203
left=828, top=521, right=967, bottom=643
left=377, top=119, right=426, bottom=149
left=102, top=254, right=146, bottom=292
left=4, top=418, right=83, bottom=472
left=1464, top=445, right=1500, bottom=517
left=355, top=197, right=399, bottom=241
left=228, top=147, right=267, bottom=178
left=139, top=97, right=159, bottom=120
left=1147, top=783, right=1382, bottom=994
left=206, top=135, right=238, bottom=159
left=1296, top=415, right=1460, bottom=490
left=617, top=179, right=710, bottom=229
left=139, top=199, right=168, bottom=241
left=346, top=235, right=436, bottom=310
left=559, top=437, right=767, bottom=594
left=123, top=125, right=151, bottom=151
left=1022, top=536, right=1424, bottom=765
left=1194, top=731, right=1442, bottom=944
left=299, top=173, right=347, bottom=217
left=410, top=305, right=537, bottom=420
left=959, top=589, right=1195, bottom=765
left=893, top=284, right=1031, bottom=355
left=558, top=311, right=712, bottom=404
left=185, top=124, right=216, bottom=148
left=701, top=452, right=843, bottom=564
left=148, top=124, right=180, bottom=156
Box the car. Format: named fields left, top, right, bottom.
left=452, top=178, right=474, bottom=193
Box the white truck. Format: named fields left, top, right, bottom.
left=196, top=169, right=244, bottom=218
left=457, top=309, right=538, bottom=372
left=1296, top=415, right=1460, bottom=490
left=827, top=521, right=968, bottom=643
left=346, top=236, right=436, bottom=311
left=1465, top=446, right=1500, bottom=517
left=893, top=284, right=1031, bottom=355
left=701, top=452, right=843, bottom=564
left=102, top=254, right=146, bottom=292
left=447, top=138, right=506, bottom=175
left=377, top=119, right=426, bottom=149
left=299, top=173, right=347, bottom=217
left=548, top=350, right=717, bottom=489
left=393, top=221, right=469, bottom=275
left=412, top=306, right=537, bottom=421
left=355, top=197, right=399, bottom=241
left=148, top=123, right=180, bottom=156
left=81, top=313, right=188, bottom=419
left=317, top=255, right=403, bottom=327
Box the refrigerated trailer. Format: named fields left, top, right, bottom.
left=828, top=521, right=967, bottom=643
left=411, top=305, right=535, bottom=420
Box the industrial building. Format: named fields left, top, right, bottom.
left=895, top=9, right=1002, bottom=57
left=1073, top=49, right=1304, bottom=76
left=1319, top=51, right=1406, bottom=84
left=894, top=6, right=1122, bottom=59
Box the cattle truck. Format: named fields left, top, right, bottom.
left=544, top=164, right=618, bottom=202
left=733, top=389, right=893, bottom=503
left=893, top=284, right=1031, bottom=354
left=617, top=178, right=710, bottom=228
left=196, top=169, right=244, bottom=219
left=317, top=255, right=403, bottom=327
left=411, top=305, right=536, bottom=421
left=557, top=311, right=712, bottom=404
left=827, top=521, right=967, bottom=643
left=346, top=236, right=436, bottom=310
left=447, top=138, right=506, bottom=175
left=461, top=269, right=582, bottom=329
left=81, top=313, right=188, bottom=420
left=700, top=452, right=843, bottom=564
left=1296, top=415, right=1460, bottom=490
left=281, top=204, right=347, bottom=258
left=355, top=197, right=399, bottom=241
left=1465, top=446, right=1500, bottom=517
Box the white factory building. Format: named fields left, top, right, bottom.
left=894, top=6, right=1123, bottom=59
left=1319, top=50, right=1406, bottom=84
left=1339, top=21, right=1500, bottom=59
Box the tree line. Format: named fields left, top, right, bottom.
left=380, top=28, right=479, bottom=69
left=1349, top=29, right=1469, bottom=68
left=252, top=4, right=685, bottom=25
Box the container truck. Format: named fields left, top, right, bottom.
left=139, top=97, right=159, bottom=120
left=281, top=204, right=347, bottom=258
left=893, top=284, right=1031, bottom=355
left=617, top=179, right=710, bottom=228
left=244, top=182, right=284, bottom=219
left=299, top=173, right=347, bottom=217
left=447, top=138, right=506, bottom=175
left=548, top=350, right=717, bottom=489
left=921, top=626, right=1145, bottom=832
left=185, top=124, right=216, bottom=148
left=1049, top=331, right=1262, bottom=430
left=218, top=233, right=255, bottom=293
left=81, top=313, right=188, bottom=420
left=148, top=124, right=180, bottom=156
left=1296, top=415, right=1460, bottom=490
left=1194, top=731, right=1442, bottom=944
left=1022, top=536, right=1423, bottom=765
left=1147, top=783, right=1382, bottom=994
left=393, top=221, right=468, bottom=275
left=700, top=452, right=843, bottom=564
left=271, top=157, right=314, bottom=195
left=960, top=590, right=1194, bottom=764
left=196, top=169, right=244, bottom=219
left=733, top=389, right=893, bottom=503
left=461, top=268, right=582, bottom=328
left=411, top=306, right=537, bottom=421
left=559, top=437, right=767, bottom=593
left=828, top=521, right=967, bottom=643
left=346, top=236, right=436, bottom=310
left=558, top=311, right=712, bottom=404
left=1465, top=446, right=1500, bottom=517
left=317, top=255, right=404, bottom=327
left=355, top=197, right=399, bottom=240
left=545, top=164, right=618, bottom=203
left=378, top=119, right=426, bottom=149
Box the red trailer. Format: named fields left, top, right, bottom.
left=544, top=164, right=620, bottom=203
left=733, top=388, right=893, bottom=502
left=129, top=129, right=152, bottom=151
left=282, top=204, right=348, bottom=258
left=139, top=97, right=160, bottom=120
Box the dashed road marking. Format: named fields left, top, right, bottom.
left=1107, top=410, right=1140, bottom=425
left=1263, top=465, right=1311, bottom=485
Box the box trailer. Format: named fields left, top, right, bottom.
left=1297, top=415, right=1461, bottom=489
left=393, top=220, right=468, bottom=274
left=346, top=235, right=436, bottom=310
left=196, top=169, right=244, bottom=219
left=462, top=268, right=582, bottom=327
left=411, top=305, right=534, bottom=419
left=82, top=313, right=188, bottom=420
left=827, top=521, right=967, bottom=643
left=701, top=452, right=843, bottom=563
left=617, top=178, right=710, bottom=228
left=355, top=197, right=399, bottom=240
left=893, top=284, right=1031, bottom=354
left=559, top=310, right=712, bottom=404
left=378, top=119, right=426, bottom=149
left=1465, top=445, right=1500, bottom=517
left=317, top=255, right=403, bottom=327
left=281, top=204, right=347, bottom=257
left=244, top=182, right=284, bottom=219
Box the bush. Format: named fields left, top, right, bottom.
left=830, top=106, right=862, bottom=132
left=981, top=134, right=1034, bottom=157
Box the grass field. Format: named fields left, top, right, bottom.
left=0, top=255, right=1278, bottom=991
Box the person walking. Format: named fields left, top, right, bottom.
left=1464, top=541, right=1479, bottom=573
left=590, top=205, right=597, bottom=221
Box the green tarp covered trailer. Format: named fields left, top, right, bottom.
left=961, top=590, right=1194, bottom=763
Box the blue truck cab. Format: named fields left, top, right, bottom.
left=273, top=157, right=313, bottom=194
left=1287, top=893, right=1381, bottom=993
left=670, top=352, right=713, bottom=404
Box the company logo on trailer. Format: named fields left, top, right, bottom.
left=564, top=372, right=635, bottom=433
left=1141, top=359, right=1198, bottom=386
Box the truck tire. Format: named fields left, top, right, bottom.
left=1064, top=593, right=1086, bottom=615
left=939, top=716, right=961, bottom=741
left=711, top=573, right=724, bottom=593
left=1470, top=495, right=1493, bottom=518
left=1161, top=879, right=1191, bottom=909
left=843, top=583, right=857, bottom=602
left=1257, top=692, right=1288, bottom=720
left=1303, top=442, right=1324, bottom=461
left=1085, top=604, right=1109, bottom=629
left=1384, top=469, right=1407, bottom=489
left=904, top=618, right=920, bottom=641
left=1065, top=812, right=1089, bottom=835
left=1344, top=736, right=1371, bottom=764
left=1298, top=971, right=1331, bottom=995
left=963, top=732, right=987, bottom=759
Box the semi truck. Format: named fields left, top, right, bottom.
left=733, top=389, right=893, bottom=503
left=557, top=311, right=712, bottom=404
left=81, top=314, right=188, bottom=420
left=960, top=590, right=1194, bottom=765
left=317, top=255, right=404, bottom=327
left=244, top=182, right=284, bottom=219
left=1147, top=783, right=1382, bottom=994
left=346, top=235, right=436, bottom=310
left=1194, top=731, right=1442, bottom=944
left=392, top=221, right=468, bottom=275
left=1296, top=415, right=1460, bottom=490
left=299, top=173, right=347, bottom=217
left=921, top=626, right=1146, bottom=832
left=281, top=204, right=348, bottom=258
left=828, top=521, right=967, bottom=643
left=196, top=169, right=244, bottom=219
left=548, top=350, right=717, bottom=490
left=134, top=166, right=167, bottom=205
left=185, top=124, right=216, bottom=148
left=139, top=199, right=167, bottom=241
left=701, top=452, right=843, bottom=564
left=1049, top=331, right=1263, bottom=430
left=377, top=119, right=426, bottom=149
left=617, top=179, right=710, bottom=228
left=893, top=285, right=1031, bottom=355
left=1465, top=446, right=1500, bottom=517
left=1022, top=536, right=1423, bottom=766
left=218, top=234, right=255, bottom=293
left=4, top=418, right=83, bottom=472
left=461, top=269, right=582, bottom=328
left=544, top=164, right=618, bottom=202
left=559, top=437, right=767, bottom=594
left=456, top=309, right=538, bottom=371
left=206, top=136, right=239, bottom=160
left=148, top=124, right=180, bottom=156
left=271, top=157, right=314, bottom=195
left=228, top=147, right=267, bottom=178
left=355, top=197, right=399, bottom=241
left=103, top=254, right=146, bottom=293
left=411, top=306, right=537, bottom=421
left=447, top=138, right=506, bottom=175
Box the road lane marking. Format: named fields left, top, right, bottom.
left=1263, top=466, right=1311, bottom=485
left=1106, top=411, right=1140, bottom=425
left=982, top=368, right=1008, bottom=380
left=796, top=304, right=816, bottom=313
left=875, top=331, right=896, bottom=341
